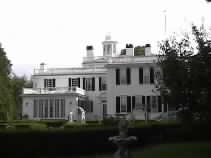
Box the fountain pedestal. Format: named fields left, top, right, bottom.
left=109, top=119, right=137, bottom=158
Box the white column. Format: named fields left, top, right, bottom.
left=162, top=104, right=164, bottom=113
left=81, top=77, right=84, bottom=90
left=96, top=76, right=99, bottom=91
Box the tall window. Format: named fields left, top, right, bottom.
left=132, top=96, right=136, bottom=110
left=116, top=96, right=120, bottom=113
left=39, top=100, right=44, bottom=118
left=142, top=96, right=145, bottom=106
left=127, top=96, right=131, bottom=112
left=44, top=79, right=56, bottom=89
left=55, top=99, right=60, bottom=118
left=126, top=68, right=131, bottom=84
left=147, top=96, right=151, bottom=112
left=49, top=99, right=54, bottom=118
left=61, top=99, right=65, bottom=117
left=116, top=68, right=131, bottom=85
left=135, top=95, right=142, bottom=110
left=44, top=99, right=48, bottom=118
left=139, top=67, right=143, bottom=84
left=152, top=96, right=157, bottom=112
left=150, top=67, right=154, bottom=84
left=34, top=98, right=65, bottom=119
left=144, top=75, right=150, bottom=84
left=83, top=77, right=95, bottom=91
left=158, top=96, right=162, bottom=112
left=99, top=77, right=107, bottom=91
left=120, top=96, right=127, bottom=112
left=33, top=100, right=38, bottom=118
left=116, top=69, right=120, bottom=85
left=116, top=96, right=132, bottom=113
left=120, top=69, right=127, bottom=84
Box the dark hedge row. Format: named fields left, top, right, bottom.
left=0, top=123, right=211, bottom=157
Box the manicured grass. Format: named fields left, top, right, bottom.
left=80, top=142, right=211, bottom=158
left=134, top=142, right=211, bottom=158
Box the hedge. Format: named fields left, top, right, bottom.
left=0, top=123, right=211, bottom=157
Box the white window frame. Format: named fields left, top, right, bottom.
left=85, top=78, right=93, bottom=91
left=120, top=69, right=127, bottom=85
left=120, top=95, right=127, bottom=113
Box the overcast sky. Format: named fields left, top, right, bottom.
left=0, top=0, right=210, bottom=77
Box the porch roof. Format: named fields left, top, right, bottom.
left=22, top=87, right=86, bottom=97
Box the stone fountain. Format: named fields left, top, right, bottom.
left=109, top=119, right=138, bottom=158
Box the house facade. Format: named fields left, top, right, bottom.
left=22, top=35, right=167, bottom=121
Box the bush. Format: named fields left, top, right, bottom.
left=0, top=124, right=8, bottom=129
left=102, top=117, right=119, bottom=126
left=41, top=120, right=67, bottom=128
left=22, top=114, right=29, bottom=120
left=0, top=121, right=211, bottom=156
left=86, top=120, right=100, bottom=124
left=15, top=124, right=31, bottom=129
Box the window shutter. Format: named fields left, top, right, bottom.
left=127, top=96, right=131, bottom=112
left=78, top=78, right=80, bottom=88
left=164, top=104, right=167, bottom=112
left=53, top=79, right=56, bottom=87
left=139, top=68, right=143, bottom=84
left=116, top=69, right=120, bottom=85
left=99, top=77, right=102, bottom=91
left=116, top=96, right=120, bottom=113
left=92, top=77, right=95, bottom=91
left=132, top=96, right=135, bottom=110
left=147, top=96, right=151, bottom=112
left=91, top=101, right=93, bottom=112
left=150, top=67, right=154, bottom=84
left=44, top=79, right=47, bottom=88
left=158, top=96, right=162, bottom=112
left=69, top=78, right=72, bottom=88
left=83, top=78, right=85, bottom=90
left=126, top=68, right=131, bottom=85
left=142, top=96, right=145, bottom=105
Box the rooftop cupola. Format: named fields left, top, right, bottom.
left=39, top=62, right=45, bottom=72
left=102, top=34, right=118, bottom=57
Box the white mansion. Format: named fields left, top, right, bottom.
left=22, top=35, right=167, bottom=121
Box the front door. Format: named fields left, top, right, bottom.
left=103, top=103, right=107, bottom=118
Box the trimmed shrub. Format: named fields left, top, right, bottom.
left=15, top=124, right=31, bottom=129
left=0, top=122, right=211, bottom=157
left=40, top=120, right=67, bottom=128
left=0, top=124, right=8, bottom=129
left=102, top=117, right=119, bottom=126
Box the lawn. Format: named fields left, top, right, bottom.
left=79, top=142, right=211, bottom=158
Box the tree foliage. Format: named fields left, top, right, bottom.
left=0, top=44, right=32, bottom=120
left=0, top=44, right=14, bottom=120
left=158, top=25, right=211, bottom=123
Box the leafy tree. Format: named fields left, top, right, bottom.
left=158, top=25, right=211, bottom=123
left=0, top=44, right=14, bottom=120
left=10, top=75, right=32, bottom=119
left=189, top=25, right=211, bottom=122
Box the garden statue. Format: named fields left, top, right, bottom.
left=109, top=118, right=137, bottom=158
left=68, top=107, right=86, bottom=123
left=79, top=107, right=86, bottom=124
left=69, top=112, right=73, bottom=123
